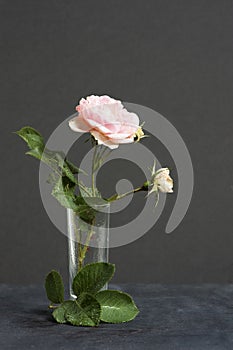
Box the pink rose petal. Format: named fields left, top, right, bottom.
left=69, top=95, right=141, bottom=149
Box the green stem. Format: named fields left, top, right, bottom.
left=107, top=187, right=142, bottom=202
left=92, top=145, right=97, bottom=196
left=107, top=181, right=149, bottom=202
left=77, top=144, right=113, bottom=268
left=78, top=182, right=92, bottom=196
left=79, top=143, right=98, bottom=268
left=79, top=221, right=95, bottom=264
left=92, top=173, right=95, bottom=196
left=96, top=145, right=110, bottom=162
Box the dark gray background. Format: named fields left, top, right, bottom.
left=1, top=0, right=233, bottom=284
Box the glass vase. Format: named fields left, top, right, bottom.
left=67, top=201, right=110, bottom=299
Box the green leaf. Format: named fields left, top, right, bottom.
left=46, top=172, right=58, bottom=185
left=26, top=149, right=44, bottom=160
left=51, top=178, right=97, bottom=223
left=79, top=183, right=102, bottom=198
left=72, top=262, right=115, bottom=297
left=45, top=270, right=64, bottom=304
left=41, top=149, right=78, bottom=185
left=96, top=290, right=139, bottom=323
left=16, top=126, right=45, bottom=160
left=52, top=176, right=79, bottom=211
left=16, top=126, right=85, bottom=183
left=52, top=306, right=66, bottom=324
left=65, top=294, right=101, bottom=327
left=15, top=126, right=44, bottom=148
left=47, top=151, right=78, bottom=185
left=66, top=159, right=87, bottom=175
left=52, top=301, right=73, bottom=324
left=74, top=196, right=97, bottom=224
left=16, top=126, right=93, bottom=216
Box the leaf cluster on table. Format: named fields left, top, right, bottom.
left=45, top=262, right=139, bottom=327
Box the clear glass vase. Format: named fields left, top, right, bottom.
left=67, top=201, right=110, bottom=299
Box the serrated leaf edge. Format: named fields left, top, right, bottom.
left=96, top=289, right=139, bottom=324
left=72, top=262, right=115, bottom=297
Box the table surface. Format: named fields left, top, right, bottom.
left=1, top=284, right=233, bottom=350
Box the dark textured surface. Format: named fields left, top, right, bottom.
left=1, top=284, right=233, bottom=350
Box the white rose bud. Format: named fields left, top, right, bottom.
left=154, top=168, right=173, bottom=193
left=148, top=167, right=174, bottom=196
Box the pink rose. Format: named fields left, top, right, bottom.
left=69, top=95, right=141, bottom=149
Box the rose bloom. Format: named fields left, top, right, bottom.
left=69, top=95, right=143, bottom=149
left=148, top=168, right=174, bottom=195
left=154, top=168, right=173, bottom=193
